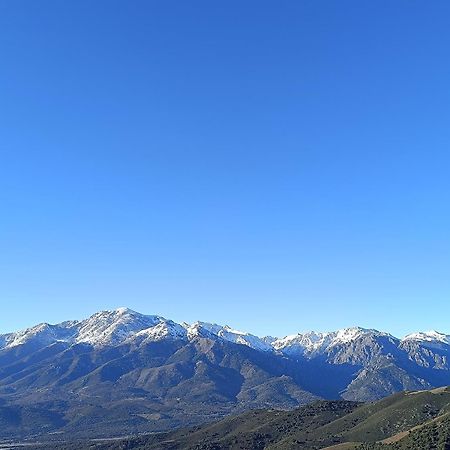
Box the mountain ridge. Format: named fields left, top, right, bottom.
left=1, top=307, right=449, bottom=440
left=2, top=307, right=448, bottom=353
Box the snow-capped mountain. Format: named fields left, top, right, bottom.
left=0, top=308, right=447, bottom=360
left=0, top=321, right=79, bottom=349
left=399, top=331, right=450, bottom=371
left=0, top=307, right=166, bottom=350
left=186, top=321, right=273, bottom=352
left=0, top=307, right=450, bottom=440
left=272, top=327, right=402, bottom=369
left=74, top=307, right=163, bottom=346
left=402, top=330, right=450, bottom=346
left=1, top=308, right=449, bottom=389
left=129, top=319, right=188, bottom=344
left=271, top=327, right=394, bottom=356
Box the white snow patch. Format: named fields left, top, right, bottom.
left=402, top=331, right=450, bottom=345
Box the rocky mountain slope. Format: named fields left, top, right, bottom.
left=0, top=308, right=449, bottom=440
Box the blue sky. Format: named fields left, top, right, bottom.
left=1, top=1, right=450, bottom=337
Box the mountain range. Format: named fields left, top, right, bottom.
left=0, top=307, right=449, bottom=441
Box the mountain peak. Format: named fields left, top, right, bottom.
left=75, top=309, right=163, bottom=346
left=272, top=326, right=395, bottom=356
left=333, top=326, right=379, bottom=343
left=0, top=321, right=80, bottom=349
left=402, top=330, right=450, bottom=345
left=114, top=306, right=137, bottom=315
left=115, top=306, right=131, bottom=313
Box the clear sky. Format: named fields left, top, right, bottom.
left=1, top=1, right=450, bottom=338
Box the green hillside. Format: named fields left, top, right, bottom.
left=111, top=387, right=450, bottom=450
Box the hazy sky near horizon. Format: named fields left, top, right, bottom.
left=1, top=1, right=450, bottom=337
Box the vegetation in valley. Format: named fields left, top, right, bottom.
left=21, top=387, right=450, bottom=450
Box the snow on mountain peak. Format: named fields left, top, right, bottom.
left=131, top=320, right=187, bottom=344
left=272, top=327, right=393, bottom=356
left=184, top=321, right=220, bottom=340
left=0, top=322, right=80, bottom=349
left=74, top=308, right=162, bottom=346
left=402, top=330, right=450, bottom=345
left=331, top=327, right=395, bottom=344
left=334, top=327, right=367, bottom=344
left=272, top=331, right=331, bottom=354
left=216, top=325, right=273, bottom=351
left=183, top=321, right=273, bottom=351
